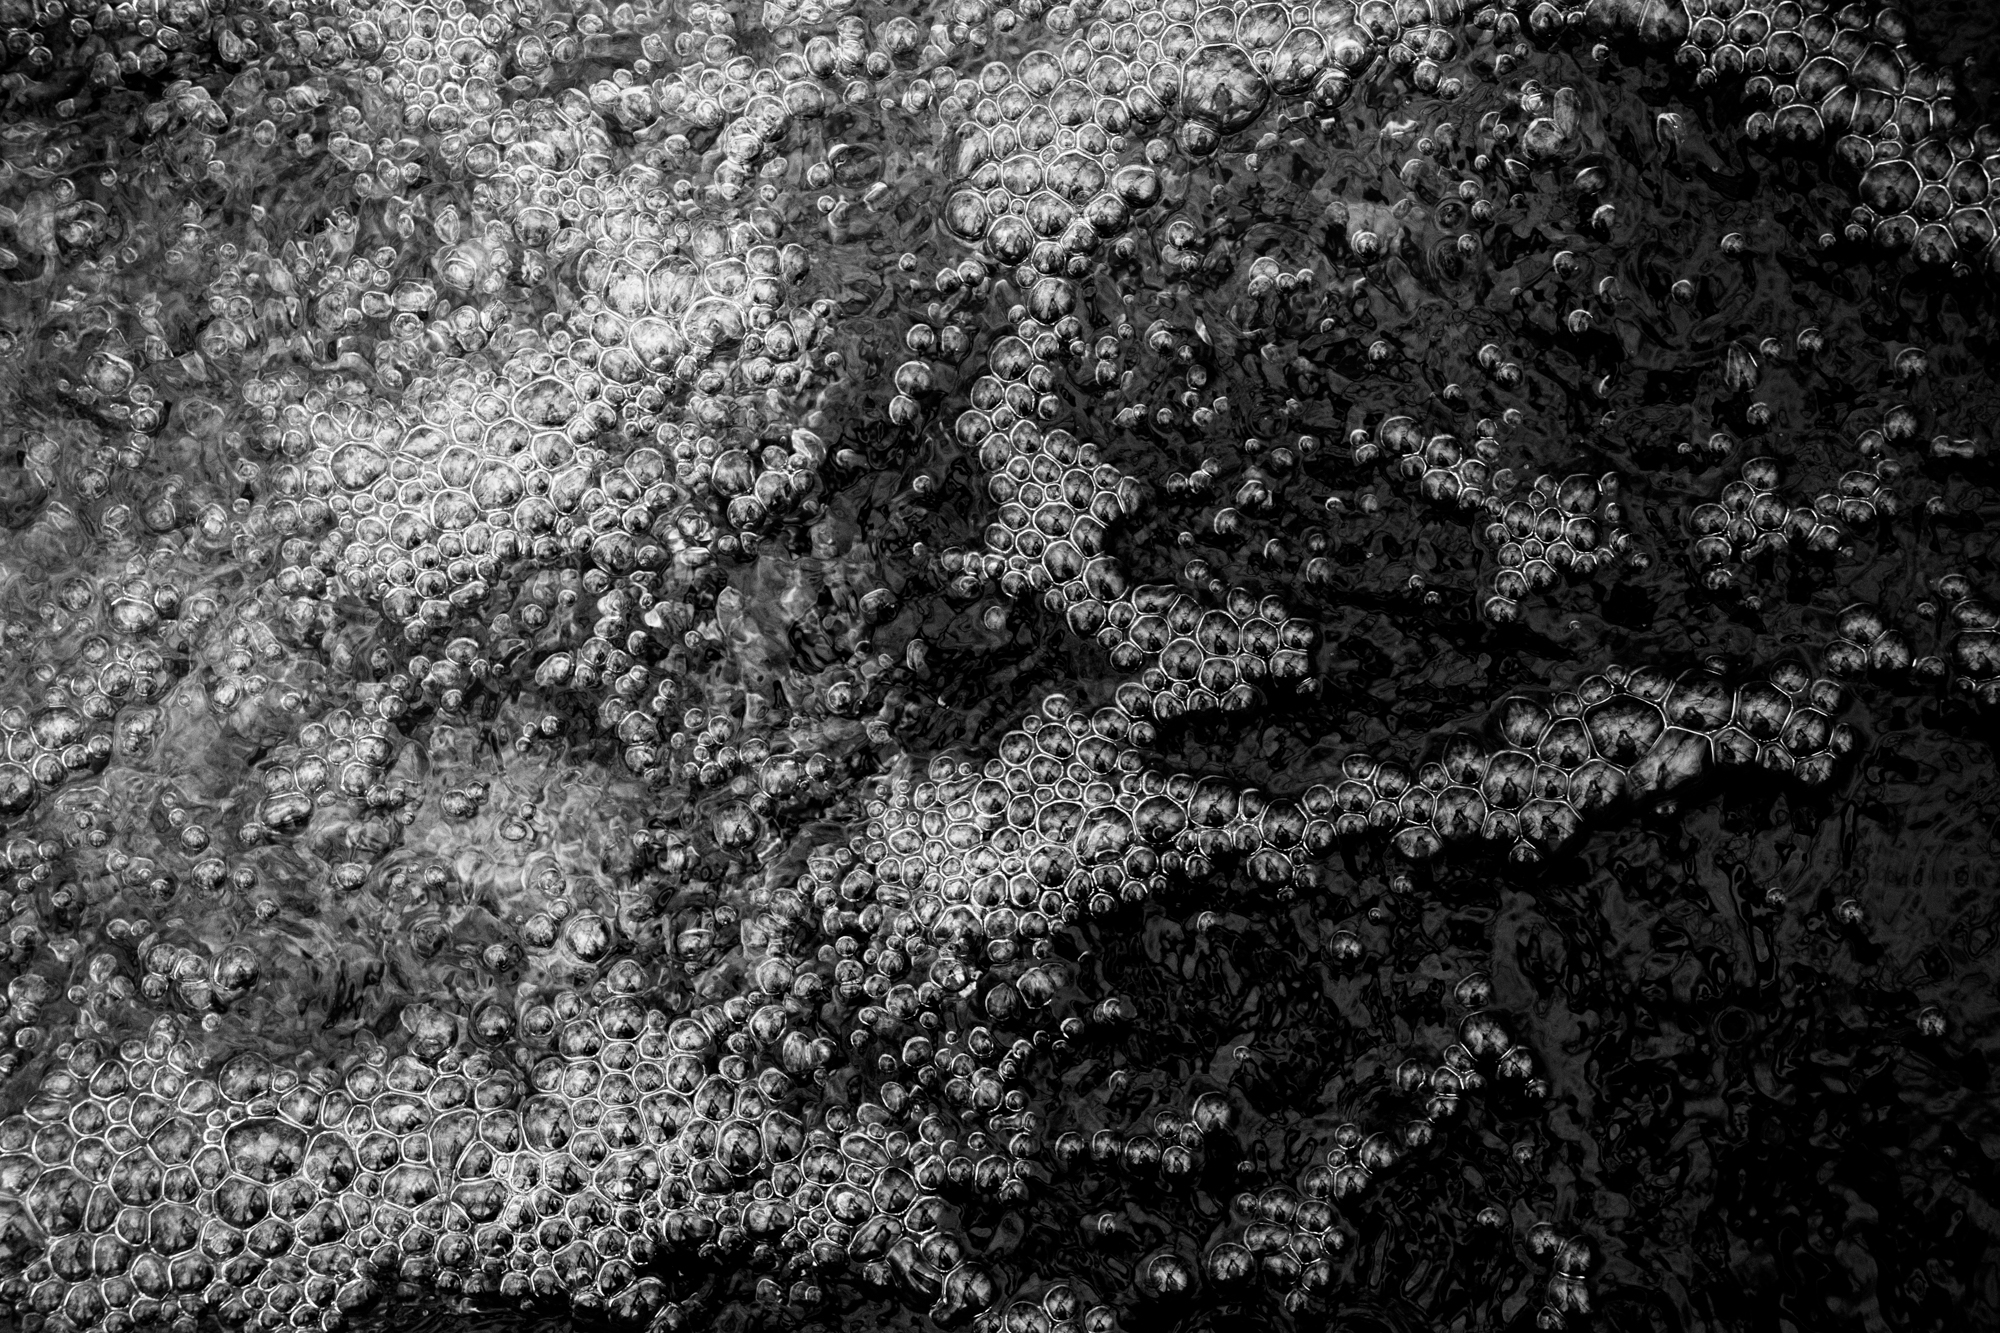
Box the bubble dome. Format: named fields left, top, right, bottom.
left=0, top=0, right=1994, bottom=1330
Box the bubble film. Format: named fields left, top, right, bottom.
left=0, top=0, right=1997, bottom=1331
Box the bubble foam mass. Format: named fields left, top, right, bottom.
left=0, top=0, right=1995, bottom=1331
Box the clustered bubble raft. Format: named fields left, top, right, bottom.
left=0, top=0, right=1994, bottom=1330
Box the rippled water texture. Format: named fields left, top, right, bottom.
left=0, top=0, right=1995, bottom=1331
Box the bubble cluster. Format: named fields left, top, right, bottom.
left=950, top=344, right=1325, bottom=718
left=843, top=666, right=1856, bottom=928
left=1823, top=602, right=1914, bottom=677
left=1685, top=455, right=1874, bottom=595
left=964, top=410, right=1142, bottom=602
left=1095, top=585, right=1319, bottom=720
left=0, top=1003, right=718, bottom=1332
left=1358, top=415, right=1642, bottom=621
left=1588, top=0, right=2000, bottom=268
left=1935, top=575, right=2000, bottom=705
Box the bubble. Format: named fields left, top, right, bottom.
left=1136, top=1250, right=1197, bottom=1298
left=1583, top=696, right=1665, bottom=765
left=561, top=913, right=615, bottom=962
left=987, top=214, right=1036, bottom=263
left=1180, top=44, right=1272, bottom=134
left=221, top=1120, right=309, bottom=1184
left=1495, top=697, right=1554, bottom=748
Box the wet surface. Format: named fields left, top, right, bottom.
left=0, top=0, right=1995, bottom=1332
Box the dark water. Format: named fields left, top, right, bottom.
left=0, top=2, right=1994, bottom=1333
